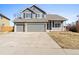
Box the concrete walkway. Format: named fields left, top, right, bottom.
left=0, top=32, right=79, bottom=55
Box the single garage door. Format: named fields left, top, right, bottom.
left=16, top=24, right=25, bottom=32
left=27, top=23, right=46, bottom=32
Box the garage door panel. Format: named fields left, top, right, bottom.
left=27, top=23, right=46, bottom=32
left=16, top=24, right=24, bottom=32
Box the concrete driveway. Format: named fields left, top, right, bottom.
left=0, top=32, right=64, bottom=55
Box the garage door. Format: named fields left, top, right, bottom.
left=27, top=23, right=46, bottom=32
left=16, top=24, right=25, bottom=32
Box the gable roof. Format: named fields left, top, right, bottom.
left=22, top=8, right=36, bottom=14
left=30, top=5, right=47, bottom=14
left=46, top=14, right=67, bottom=21
left=0, top=13, right=10, bottom=20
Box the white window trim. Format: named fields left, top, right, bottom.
left=25, top=13, right=32, bottom=19
left=54, top=21, right=61, bottom=28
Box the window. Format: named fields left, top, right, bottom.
left=23, top=13, right=25, bottom=18
left=42, top=14, right=44, bottom=18
left=55, top=23, right=61, bottom=28
left=26, top=13, right=32, bottom=18
left=23, top=13, right=32, bottom=19
left=2, top=22, right=5, bottom=26
left=37, top=14, right=40, bottom=17
left=36, top=14, right=41, bottom=18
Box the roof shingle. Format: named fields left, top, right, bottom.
left=46, top=14, right=67, bottom=21
left=0, top=13, right=10, bottom=20
left=14, top=14, right=67, bottom=22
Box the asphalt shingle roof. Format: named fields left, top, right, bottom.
left=46, top=14, right=67, bottom=21
left=0, top=13, right=10, bottom=20
left=14, top=14, right=67, bottom=23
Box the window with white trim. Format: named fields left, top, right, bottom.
left=26, top=13, right=32, bottom=18
left=23, top=13, right=25, bottom=18
left=36, top=14, right=40, bottom=18
left=54, top=23, right=61, bottom=28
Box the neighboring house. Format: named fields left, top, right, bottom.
left=0, top=13, right=13, bottom=32
left=14, top=5, right=67, bottom=32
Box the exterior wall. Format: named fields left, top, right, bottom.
left=14, top=21, right=65, bottom=32
left=51, top=21, right=64, bottom=31
left=22, top=9, right=45, bottom=19
left=0, top=17, right=10, bottom=26
left=22, top=10, right=33, bottom=19
left=14, top=24, right=16, bottom=32
left=47, top=20, right=65, bottom=31
left=21, top=6, right=46, bottom=19
left=30, top=6, right=43, bottom=14
left=30, top=7, right=46, bottom=19
left=15, top=22, right=47, bottom=32
left=25, top=23, right=27, bottom=32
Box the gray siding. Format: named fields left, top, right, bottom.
left=21, top=6, right=46, bottom=19
left=30, top=7, right=43, bottom=14
left=22, top=10, right=32, bottom=19
left=30, top=7, right=46, bottom=19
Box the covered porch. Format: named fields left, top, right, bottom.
left=47, top=20, right=65, bottom=31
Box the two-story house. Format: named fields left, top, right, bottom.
left=14, top=5, right=67, bottom=32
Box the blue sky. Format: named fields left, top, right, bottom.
left=0, top=4, right=79, bottom=26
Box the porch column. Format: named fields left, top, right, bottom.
left=45, top=23, right=47, bottom=31
left=51, top=21, right=52, bottom=30
left=60, top=21, right=64, bottom=31
left=25, top=23, right=27, bottom=32
left=14, top=24, right=16, bottom=32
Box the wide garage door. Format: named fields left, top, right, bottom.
left=16, top=24, right=25, bottom=32
left=27, top=23, right=46, bottom=32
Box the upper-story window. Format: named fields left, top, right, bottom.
left=23, top=13, right=25, bottom=18
left=42, top=14, right=44, bottom=18
left=36, top=14, right=42, bottom=18
left=26, top=13, right=32, bottom=18
left=23, top=13, right=32, bottom=19
left=36, top=14, right=46, bottom=18
left=37, top=14, right=40, bottom=17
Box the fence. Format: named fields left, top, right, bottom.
left=0, top=26, right=14, bottom=32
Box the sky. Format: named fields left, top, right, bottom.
left=0, top=4, right=79, bottom=26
